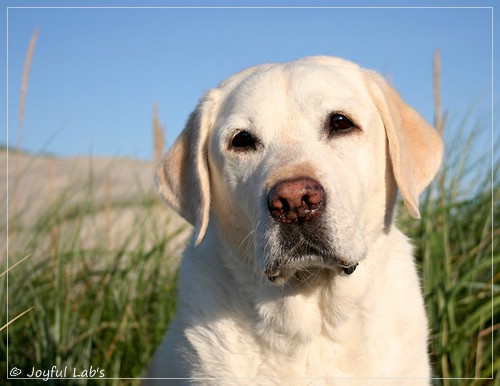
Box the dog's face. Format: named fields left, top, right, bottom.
left=157, top=56, right=443, bottom=285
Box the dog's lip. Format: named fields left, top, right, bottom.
left=291, top=241, right=357, bottom=268
left=264, top=259, right=281, bottom=277
left=263, top=233, right=361, bottom=282
left=264, top=252, right=359, bottom=282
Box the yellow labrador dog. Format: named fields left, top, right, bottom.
left=147, top=56, right=443, bottom=385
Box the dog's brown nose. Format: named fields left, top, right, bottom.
left=268, top=177, right=325, bottom=223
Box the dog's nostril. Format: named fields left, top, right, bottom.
left=269, top=197, right=289, bottom=211
left=280, top=198, right=290, bottom=212
left=302, top=191, right=321, bottom=207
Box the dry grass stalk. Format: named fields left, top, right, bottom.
left=0, top=253, right=34, bottom=333
left=153, top=103, right=166, bottom=205
left=0, top=253, right=32, bottom=278
left=49, top=158, right=59, bottom=254
left=10, top=28, right=39, bottom=237
left=433, top=49, right=447, bottom=136
left=433, top=49, right=452, bottom=386
left=153, top=102, right=166, bottom=165
left=0, top=306, right=35, bottom=333
left=104, top=173, right=112, bottom=247
left=475, top=324, right=500, bottom=378
left=18, top=28, right=39, bottom=142
left=434, top=50, right=448, bottom=209
left=433, top=49, right=442, bottom=134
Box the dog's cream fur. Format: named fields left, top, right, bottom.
left=146, top=56, right=443, bottom=385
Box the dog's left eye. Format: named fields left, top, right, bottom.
left=328, top=113, right=356, bottom=135
left=230, top=131, right=257, bottom=151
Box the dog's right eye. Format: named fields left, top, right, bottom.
left=328, top=113, right=356, bottom=135
left=230, top=131, right=257, bottom=151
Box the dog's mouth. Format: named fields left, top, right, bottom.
left=263, top=236, right=360, bottom=284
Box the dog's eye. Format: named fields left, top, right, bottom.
left=328, top=113, right=356, bottom=135
left=230, top=131, right=257, bottom=151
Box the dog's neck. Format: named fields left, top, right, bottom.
left=193, top=226, right=376, bottom=355
left=187, top=221, right=403, bottom=355
left=250, top=263, right=373, bottom=354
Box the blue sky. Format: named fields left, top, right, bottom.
left=2, top=1, right=495, bottom=160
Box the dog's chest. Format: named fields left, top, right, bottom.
left=200, top=290, right=375, bottom=379
left=209, top=319, right=378, bottom=382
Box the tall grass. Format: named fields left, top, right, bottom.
left=421, top=51, right=498, bottom=385
left=399, top=120, right=498, bottom=385
left=2, top=159, right=187, bottom=384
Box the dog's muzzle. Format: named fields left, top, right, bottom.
left=264, top=177, right=358, bottom=282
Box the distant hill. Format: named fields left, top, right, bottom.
left=2, top=151, right=191, bottom=259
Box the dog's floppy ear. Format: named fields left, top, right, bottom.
left=365, top=71, right=443, bottom=218
left=156, top=90, right=219, bottom=245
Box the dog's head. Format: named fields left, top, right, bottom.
left=157, top=56, right=443, bottom=284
